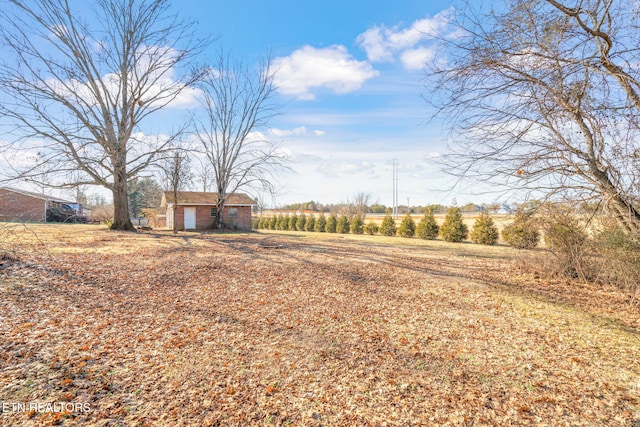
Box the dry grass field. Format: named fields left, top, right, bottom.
left=1, top=224, right=639, bottom=426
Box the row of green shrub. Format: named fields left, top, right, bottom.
left=254, top=212, right=362, bottom=234
left=254, top=206, right=594, bottom=250
left=254, top=207, right=504, bottom=245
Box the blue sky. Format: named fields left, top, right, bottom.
left=1, top=1, right=501, bottom=208
left=175, top=0, right=472, bottom=208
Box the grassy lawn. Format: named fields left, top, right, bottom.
left=1, top=224, right=639, bottom=426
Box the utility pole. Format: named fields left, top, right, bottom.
left=392, top=159, right=395, bottom=219
left=392, top=159, right=399, bottom=219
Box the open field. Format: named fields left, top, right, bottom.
left=1, top=224, right=639, bottom=426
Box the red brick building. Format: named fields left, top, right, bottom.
left=0, top=186, right=83, bottom=222
left=160, top=191, right=256, bottom=231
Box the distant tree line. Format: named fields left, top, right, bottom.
left=277, top=201, right=490, bottom=215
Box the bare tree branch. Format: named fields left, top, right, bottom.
left=0, top=0, right=209, bottom=230
left=192, top=51, right=287, bottom=229
left=427, top=0, right=640, bottom=233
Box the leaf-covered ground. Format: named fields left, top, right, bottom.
left=1, top=225, right=639, bottom=426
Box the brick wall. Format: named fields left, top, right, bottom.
left=0, top=189, right=47, bottom=221
left=234, top=206, right=252, bottom=230
left=170, top=205, right=253, bottom=230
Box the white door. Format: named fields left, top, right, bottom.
left=183, top=207, right=196, bottom=230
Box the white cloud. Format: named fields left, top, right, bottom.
left=400, top=47, right=437, bottom=70
left=41, top=45, right=202, bottom=110
left=356, top=8, right=453, bottom=68
left=163, top=84, right=202, bottom=109
left=0, top=139, right=45, bottom=171
left=289, top=152, right=324, bottom=163
left=423, top=152, right=442, bottom=160
left=273, top=45, right=379, bottom=100
left=316, top=160, right=377, bottom=177
left=355, top=27, right=391, bottom=62
left=262, top=129, right=465, bottom=207
left=269, top=126, right=327, bottom=139
left=270, top=126, right=308, bottom=137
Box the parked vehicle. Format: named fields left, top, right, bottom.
left=46, top=203, right=88, bottom=223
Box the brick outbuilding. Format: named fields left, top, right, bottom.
left=160, top=191, right=256, bottom=231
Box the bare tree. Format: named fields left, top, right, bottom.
left=197, top=161, right=213, bottom=192
left=161, top=151, right=192, bottom=234
left=344, top=192, right=371, bottom=220
left=193, top=52, right=285, bottom=229
left=428, top=0, right=640, bottom=234
left=0, top=0, right=207, bottom=230
left=252, top=193, right=268, bottom=217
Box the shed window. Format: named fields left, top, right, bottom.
left=228, top=208, right=238, bottom=217
left=210, top=208, right=217, bottom=217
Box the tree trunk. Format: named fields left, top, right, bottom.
left=593, top=166, right=640, bottom=235
left=216, top=192, right=225, bottom=230
left=111, top=171, right=135, bottom=231
left=172, top=203, right=178, bottom=234
left=609, top=195, right=640, bottom=235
